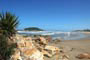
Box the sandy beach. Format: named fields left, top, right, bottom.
left=45, top=37, right=90, bottom=60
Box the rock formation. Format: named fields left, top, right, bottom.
left=10, top=34, right=69, bottom=60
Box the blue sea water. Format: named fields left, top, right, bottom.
left=18, top=31, right=89, bottom=40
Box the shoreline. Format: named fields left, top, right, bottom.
left=47, top=37, right=90, bottom=60
left=18, top=31, right=90, bottom=41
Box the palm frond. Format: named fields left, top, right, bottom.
left=0, top=12, right=19, bottom=37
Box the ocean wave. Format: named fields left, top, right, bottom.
left=18, top=31, right=80, bottom=35
left=18, top=31, right=87, bottom=40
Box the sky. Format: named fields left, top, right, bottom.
left=0, top=0, right=90, bottom=31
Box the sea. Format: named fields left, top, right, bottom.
left=18, top=31, right=90, bottom=40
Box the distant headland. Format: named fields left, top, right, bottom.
left=74, top=29, right=90, bottom=32
left=24, top=27, right=44, bottom=31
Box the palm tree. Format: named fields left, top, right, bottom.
left=0, top=12, right=19, bottom=38
left=0, top=12, right=19, bottom=60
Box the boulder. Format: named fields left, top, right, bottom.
left=42, top=49, right=52, bottom=58
left=58, top=53, right=69, bottom=60
left=76, top=53, right=90, bottom=59
left=34, top=37, right=47, bottom=48
left=39, top=37, right=47, bottom=45
left=21, top=48, right=44, bottom=60
left=16, top=40, right=25, bottom=48
left=45, top=45, right=60, bottom=55
left=24, top=40, right=34, bottom=49
left=16, top=37, right=34, bottom=49
left=10, top=49, right=22, bottom=60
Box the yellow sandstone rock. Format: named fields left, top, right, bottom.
left=10, top=49, right=22, bottom=60
left=42, top=49, right=52, bottom=58
left=24, top=41, right=34, bottom=48
left=22, top=48, right=44, bottom=60
left=10, top=35, right=67, bottom=60
left=39, top=37, right=47, bottom=45
left=16, top=40, right=25, bottom=48
left=45, top=45, right=60, bottom=55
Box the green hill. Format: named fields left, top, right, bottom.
left=24, top=27, right=44, bottom=31
left=75, top=29, right=90, bottom=32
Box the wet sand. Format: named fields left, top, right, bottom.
left=45, top=37, right=90, bottom=60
